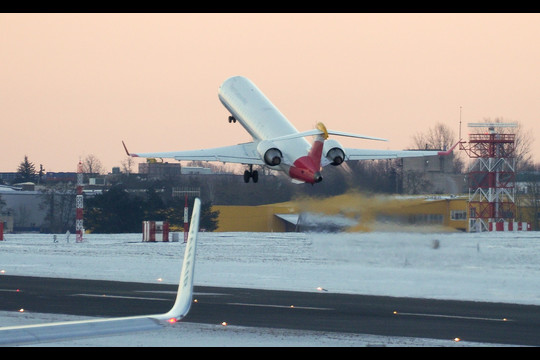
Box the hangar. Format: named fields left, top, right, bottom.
left=212, top=193, right=469, bottom=233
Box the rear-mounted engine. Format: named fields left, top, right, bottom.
left=323, top=139, right=346, bottom=166
left=256, top=140, right=283, bottom=166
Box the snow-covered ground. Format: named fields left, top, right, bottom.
left=1, top=229, right=539, bottom=346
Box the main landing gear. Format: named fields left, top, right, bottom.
left=243, top=165, right=259, bottom=183
left=228, top=116, right=237, bottom=123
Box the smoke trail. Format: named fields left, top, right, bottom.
left=292, top=190, right=453, bottom=232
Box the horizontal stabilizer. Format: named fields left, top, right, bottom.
left=327, top=129, right=387, bottom=142
left=271, top=129, right=387, bottom=142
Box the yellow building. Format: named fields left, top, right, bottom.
left=212, top=202, right=298, bottom=232
left=212, top=193, right=469, bottom=232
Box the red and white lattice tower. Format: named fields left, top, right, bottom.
left=460, top=123, right=518, bottom=232
left=76, top=161, right=84, bottom=242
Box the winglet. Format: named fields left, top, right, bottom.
left=153, top=197, right=201, bottom=323
left=122, top=141, right=130, bottom=156
left=437, top=140, right=461, bottom=156
left=122, top=141, right=139, bottom=157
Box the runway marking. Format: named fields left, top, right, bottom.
left=227, top=302, right=333, bottom=311
left=137, top=290, right=229, bottom=296
left=394, top=311, right=512, bottom=322
left=72, top=293, right=170, bottom=301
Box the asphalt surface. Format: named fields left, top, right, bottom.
left=1, top=275, right=539, bottom=346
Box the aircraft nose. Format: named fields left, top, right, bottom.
left=314, top=172, right=323, bottom=183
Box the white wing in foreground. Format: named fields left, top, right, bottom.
left=0, top=199, right=202, bottom=346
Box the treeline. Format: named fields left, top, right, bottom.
left=81, top=162, right=404, bottom=233
left=84, top=185, right=218, bottom=233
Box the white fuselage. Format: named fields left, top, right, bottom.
left=218, top=76, right=312, bottom=171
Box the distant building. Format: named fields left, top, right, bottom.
left=1, top=172, right=81, bottom=185
left=0, top=186, right=45, bottom=232
left=138, top=161, right=181, bottom=179
left=0, top=172, right=17, bottom=184
left=181, top=166, right=213, bottom=175
left=401, top=153, right=466, bottom=194
left=12, top=182, right=35, bottom=191
left=43, top=172, right=77, bottom=183
left=89, top=177, right=106, bottom=186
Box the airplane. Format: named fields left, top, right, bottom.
left=0, top=198, right=201, bottom=346
left=123, top=76, right=458, bottom=185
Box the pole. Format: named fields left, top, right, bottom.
left=459, top=106, right=462, bottom=140
left=76, top=161, right=84, bottom=243
left=183, top=194, right=189, bottom=243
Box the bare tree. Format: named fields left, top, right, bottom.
left=402, top=169, right=432, bottom=195
left=412, top=122, right=456, bottom=151
left=39, top=183, right=76, bottom=233
left=411, top=122, right=465, bottom=173
left=120, top=155, right=135, bottom=175
left=81, top=154, right=104, bottom=175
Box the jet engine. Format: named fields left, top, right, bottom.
left=256, top=140, right=283, bottom=166
left=323, top=139, right=345, bottom=166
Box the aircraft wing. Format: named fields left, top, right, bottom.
left=124, top=141, right=264, bottom=165
left=344, top=141, right=459, bottom=161
left=0, top=199, right=202, bottom=346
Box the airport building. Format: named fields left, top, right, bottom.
left=0, top=185, right=45, bottom=232
left=212, top=194, right=470, bottom=233
left=401, top=153, right=466, bottom=194
left=138, top=161, right=181, bottom=180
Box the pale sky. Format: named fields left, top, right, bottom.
left=1, top=13, right=539, bottom=173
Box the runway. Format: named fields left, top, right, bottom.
left=1, top=275, right=539, bottom=346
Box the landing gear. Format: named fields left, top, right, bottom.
left=228, top=116, right=237, bottom=123
left=243, top=165, right=258, bottom=183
